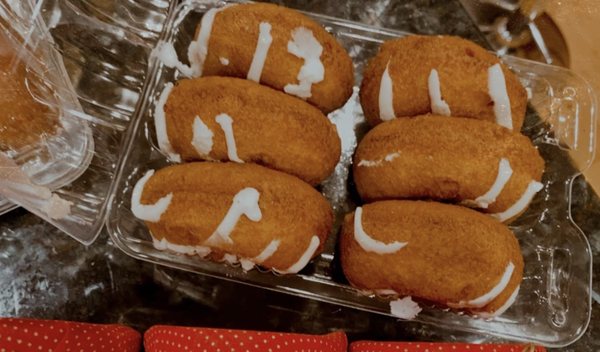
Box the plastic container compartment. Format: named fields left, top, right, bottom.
left=0, top=0, right=173, bottom=244
left=106, top=0, right=596, bottom=346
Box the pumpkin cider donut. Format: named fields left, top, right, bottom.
left=340, top=201, right=524, bottom=317
left=130, top=162, right=333, bottom=274
left=186, top=2, right=354, bottom=113
left=155, top=76, right=341, bottom=185
left=360, top=35, right=527, bottom=130
left=353, top=115, right=544, bottom=223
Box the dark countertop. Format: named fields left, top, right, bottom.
left=0, top=0, right=598, bottom=350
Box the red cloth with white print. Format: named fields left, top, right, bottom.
left=0, top=317, right=141, bottom=352
left=144, top=325, right=347, bottom=352
left=350, top=341, right=546, bottom=352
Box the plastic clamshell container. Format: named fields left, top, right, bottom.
left=106, top=0, right=595, bottom=347
left=0, top=0, right=174, bottom=244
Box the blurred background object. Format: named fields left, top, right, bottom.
left=460, top=0, right=600, bottom=192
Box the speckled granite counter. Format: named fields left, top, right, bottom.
left=0, top=0, right=597, bottom=350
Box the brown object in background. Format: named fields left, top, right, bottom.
left=0, top=33, right=57, bottom=152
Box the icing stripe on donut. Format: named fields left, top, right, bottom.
left=191, top=116, right=214, bottom=157
left=153, top=236, right=211, bottom=257
left=188, top=6, right=227, bottom=76
left=379, top=62, right=395, bottom=121
left=239, top=239, right=281, bottom=271
left=462, top=158, right=513, bottom=209
left=354, top=207, right=406, bottom=254
left=154, top=83, right=181, bottom=162
left=428, top=68, right=451, bottom=116
left=357, top=151, right=401, bottom=167
left=491, top=181, right=543, bottom=222
left=488, top=63, right=513, bottom=130
left=215, top=113, right=243, bottom=163
left=204, top=187, right=262, bottom=246
left=283, top=27, right=325, bottom=99
left=448, top=261, right=515, bottom=309
left=478, top=285, right=520, bottom=318
left=131, top=170, right=173, bottom=222
left=247, top=22, right=273, bottom=82
left=275, top=236, right=320, bottom=274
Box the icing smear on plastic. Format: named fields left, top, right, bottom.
left=448, top=261, right=515, bottom=309
left=390, top=296, right=422, bottom=319
left=152, top=236, right=211, bottom=258
left=204, top=187, right=262, bottom=246
left=154, top=83, right=181, bottom=162
left=428, top=68, right=451, bottom=116
left=354, top=207, right=406, bottom=254
left=378, top=62, right=395, bottom=121
left=462, top=158, right=513, bottom=209
left=131, top=170, right=173, bottom=223
left=488, top=63, right=513, bottom=130
left=284, top=27, right=324, bottom=99
left=0, top=153, right=72, bottom=220
left=491, top=181, right=543, bottom=222
left=247, top=22, right=273, bottom=82
left=151, top=41, right=193, bottom=77
left=274, top=236, right=320, bottom=274
left=357, top=151, right=401, bottom=167
left=215, top=113, right=243, bottom=163
left=191, top=116, right=214, bottom=157
left=239, top=239, right=281, bottom=272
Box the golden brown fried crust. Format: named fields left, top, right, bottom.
left=353, top=115, right=544, bottom=221
left=359, top=35, right=527, bottom=130
left=339, top=200, right=523, bottom=314
left=199, top=2, right=354, bottom=113
left=141, top=162, right=333, bottom=271
left=164, top=77, right=341, bottom=185
left=0, top=37, right=57, bottom=152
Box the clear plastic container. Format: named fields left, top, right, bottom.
left=106, top=0, right=596, bottom=346
left=0, top=0, right=174, bottom=244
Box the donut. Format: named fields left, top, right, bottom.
left=130, top=162, right=333, bottom=274
left=359, top=35, right=527, bottom=130
left=339, top=200, right=523, bottom=317
left=353, top=115, right=544, bottom=223
left=155, top=76, right=341, bottom=185
left=0, top=34, right=57, bottom=152
left=185, top=2, right=354, bottom=113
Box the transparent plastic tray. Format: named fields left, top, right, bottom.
left=0, top=0, right=174, bottom=244
left=106, top=0, right=595, bottom=346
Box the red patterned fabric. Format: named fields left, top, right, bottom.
left=350, top=341, right=546, bottom=352
left=0, top=317, right=141, bottom=352
left=144, top=325, right=347, bottom=352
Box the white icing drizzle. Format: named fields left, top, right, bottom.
left=204, top=187, right=262, bottom=246
left=488, top=63, right=513, bottom=130
left=378, top=62, right=395, bottom=121
left=463, top=158, right=513, bottom=209
left=354, top=207, right=406, bottom=254
left=215, top=113, right=243, bottom=163
left=448, top=261, right=515, bottom=309
left=491, top=181, right=543, bottom=222
left=223, top=253, right=239, bottom=264
left=274, top=236, right=320, bottom=274
left=478, top=285, right=520, bottom=318
left=428, top=68, right=451, bottom=116
left=154, top=83, right=181, bottom=162
left=247, top=22, right=273, bottom=82
left=131, top=170, right=173, bottom=223
left=191, top=116, right=214, bottom=157
left=376, top=289, right=399, bottom=296
left=239, top=239, right=281, bottom=272
left=152, top=41, right=193, bottom=77
left=357, top=151, right=401, bottom=167
left=188, top=7, right=222, bottom=77
left=283, top=27, right=324, bottom=99
left=153, top=236, right=211, bottom=257
left=389, top=296, right=422, bottom=320
left=219, top=57, right=229, bottom=65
